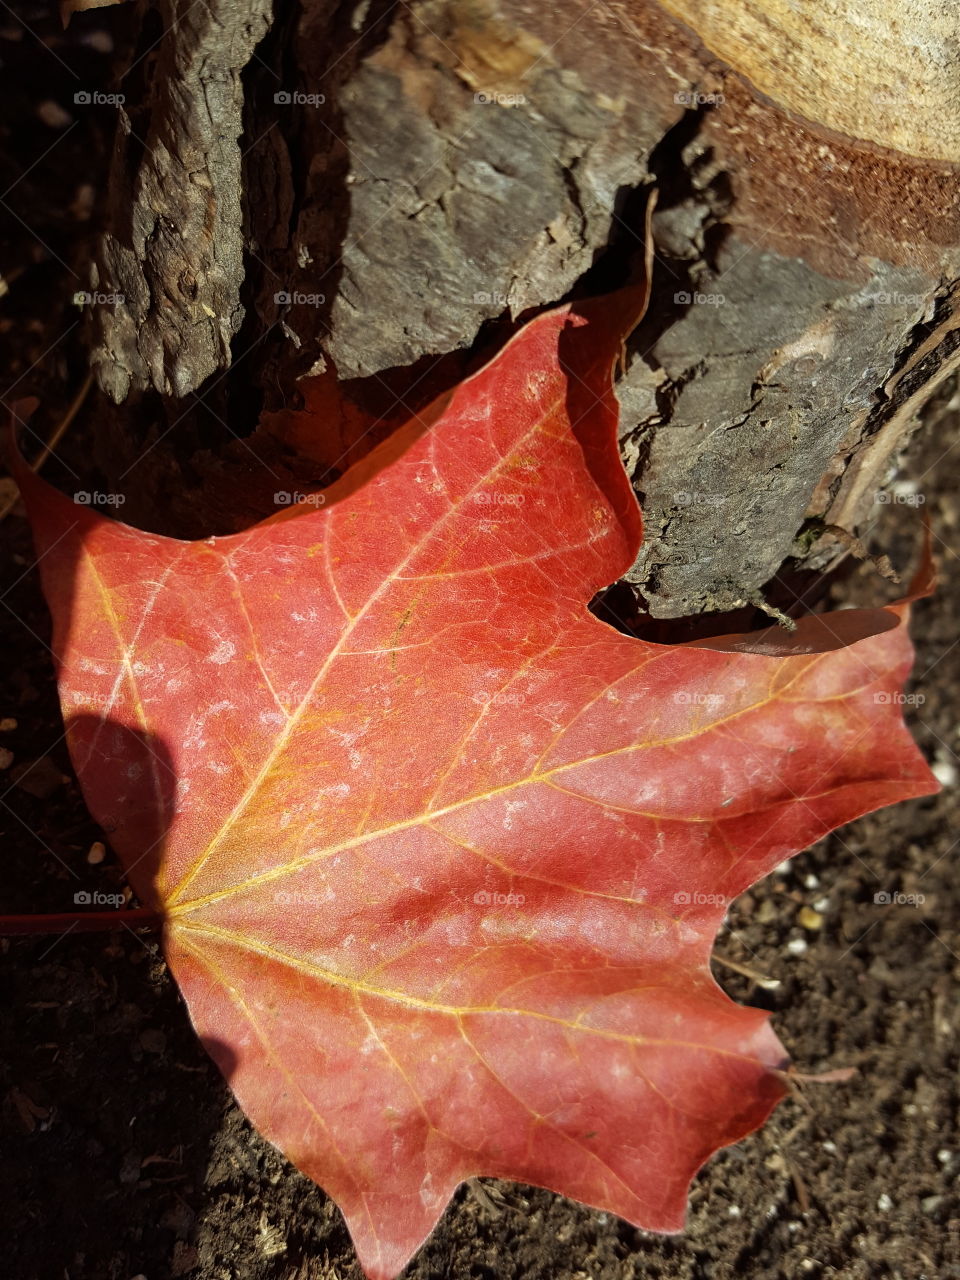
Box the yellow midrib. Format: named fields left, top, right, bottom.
left=165, top=648, right=876, bottom=918
left=174, top=918, right=773, bottom=1069
left=165, top=393, right=575, bottom=906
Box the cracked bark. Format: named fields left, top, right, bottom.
left=85, top=0, right=960, bottom=618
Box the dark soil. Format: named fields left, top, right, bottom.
left=1, top=7, right=957, bottom=1280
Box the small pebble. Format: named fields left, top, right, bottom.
left=139, top=1029, right=167, bottom=1055
left=12, top=756, right=67, bottom=799
left=80, top=28, right=114, bottom=53
left=877, top=1193, right=893, bottom=1212
left=37, top=100, right=73, bottom=129
left=813, top=896, right=830, bottom=912
left=69, top=183, right=96, bottom=221
left=821, top=1140, right=837, bottom=1153
left=799, top=906, right=823, bottom=931
left=172, top=1241, right=199, bottom=1275
left=727, top=1204, right=741, bottom=1217
left=804, top=873, right=819, bottom=889
left=87, top=841, right=106, bottom=865
left=0, top=717, right=17, bottom=731
left=119, top=1151, right=141, bottom=1185
left=787, top=937, right=808, bottom=956
left=0, top=747, right=13, bottom=770
left=868, top=956, right=898, bottom=984
left=922, top=1194, right=943, bottom=1214
left=932, top=758, right=957, bottom=788
left=937, top=1148, right=952, bottom=1163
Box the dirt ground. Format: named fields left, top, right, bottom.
left=0, top=7, right=957, bottom=1280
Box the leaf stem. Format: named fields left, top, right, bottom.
left=0, top=908, right=162, bottom=936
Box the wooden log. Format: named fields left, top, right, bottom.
left=85, top=0, right=960, bottom=616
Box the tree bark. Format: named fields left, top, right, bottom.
left=84, top=0, right=960, bottom=617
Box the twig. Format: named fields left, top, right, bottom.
left=712, top=950, right=781, bottom=989
left=745, top=589, right=798, bottom=632
left=785, top=1156, right=812, bottom=1215
left=0, top=907, right=162, bottom=935
left=465, top=1178, right=503, bottom=1217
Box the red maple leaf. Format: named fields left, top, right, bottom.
left=18, top=297, right=936, bottom=1278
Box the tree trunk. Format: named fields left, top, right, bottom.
left=84, top=0, right=960, bottom=618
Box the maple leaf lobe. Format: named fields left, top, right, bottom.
left=18, top=300, right=937, bottom=1280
